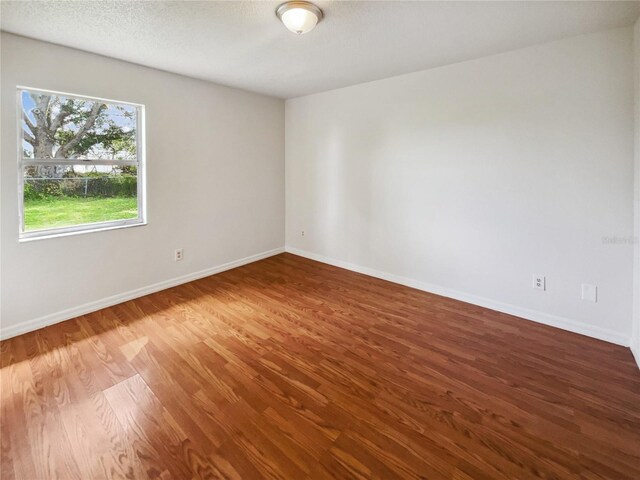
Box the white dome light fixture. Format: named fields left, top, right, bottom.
left=276, top=1, right=323, bottom=35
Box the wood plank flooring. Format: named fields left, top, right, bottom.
left=2, top=252, right=639, bottom=479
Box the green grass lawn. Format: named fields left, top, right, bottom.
left=24, top=196, right=138, bottom=231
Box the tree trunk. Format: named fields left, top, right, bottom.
left=25, top=94, right=105, bottom=179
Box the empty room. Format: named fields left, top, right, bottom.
left=1, top=1, right=640, bottom=478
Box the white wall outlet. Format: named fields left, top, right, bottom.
left=581, top=284, right=597, bottom=302
left=174, top=248, right=184, bottom=262
left=301, top=230, right=305, bottom=237
left=533, top=275, right=546, bottom=291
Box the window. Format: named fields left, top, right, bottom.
left=19, top=87, right=145, bottom=240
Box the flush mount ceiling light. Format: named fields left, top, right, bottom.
left=276, top=1, right=323, bottom=35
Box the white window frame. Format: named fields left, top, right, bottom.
left=17, top=87, right=146, bottom=241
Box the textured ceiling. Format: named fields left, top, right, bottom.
left=2, top=1, right=639, bottom=98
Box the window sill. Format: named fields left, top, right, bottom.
left=18, top=219, right=147, bottom=243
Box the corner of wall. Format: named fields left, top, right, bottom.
left=632, top=16, right=640, bottom=369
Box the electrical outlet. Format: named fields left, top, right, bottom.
left=533, top=274, right=546, bottom=291
left=301, top=230, right=305, bottom=237
left=581, top=284, right=597, bottom=302
left=175, top=248, right=184, bottom=262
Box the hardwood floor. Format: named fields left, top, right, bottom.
left=2, top=253, right=639, bottom=479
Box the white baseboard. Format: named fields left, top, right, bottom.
left=285, top=246, right=631, bottom=347
left=0, top=247, right=285, bottom=341
left=4, top=245, right=632, bottom=350
left=632, top=340, right=640, bottom=370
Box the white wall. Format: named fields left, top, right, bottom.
left=286, top=28, right=635, bottom=346
left=632, top=18, right=640, bottom=366
left=3, top=27, right=637, bottom=349
left=0, top=33, right=285, bottom=338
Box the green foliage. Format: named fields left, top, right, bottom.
left=60, top=100, right=135, bottom=159
left=23, top=182, right=38, bottom=200
left=24, top=180, right=62, bottom=200
left=25, top=93, right=137, bottom=161
left=80, top=175, right=137, bottom=197
left=119, top=165, right=138, bottom=176
left=55, top=120, right=136, bottom=159
left=24, top=174, right=137, bottom=200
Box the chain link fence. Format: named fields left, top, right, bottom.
left=24, top=175, right=137, bottom=200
